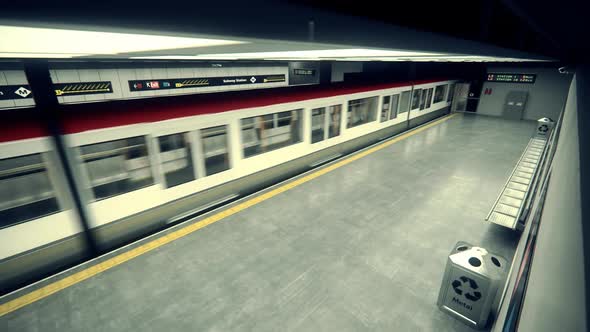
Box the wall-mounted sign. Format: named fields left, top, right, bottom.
left=293, top=69, right=316, bottom=76
left=0, top=85, right=34, bottom=100
left=54, top=81, right=113, bottom=96
left=128, top=74, right=286, bottom=92
left=288, top=62, right=320, bottom=86
left=486, top=73, right=536, bottom=84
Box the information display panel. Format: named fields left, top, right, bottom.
left=486, top=73, right=536, bottom=84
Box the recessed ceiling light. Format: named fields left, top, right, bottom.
left=0, top=25, right=246, bottom=56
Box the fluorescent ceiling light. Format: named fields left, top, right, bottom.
left=0, top=52, right=89, bottom=58
left=130, top=55, right=240, bottom=60
left=192, top=49, right=444, bottom=59
left=0, top=25, right=246, bottom=56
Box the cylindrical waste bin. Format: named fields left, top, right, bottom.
left=437, top=242, right=507, bottom=330
left=535, top=117, right=555, bottom=139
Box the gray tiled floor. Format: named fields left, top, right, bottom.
left=2, top=114, right=535, bottom=332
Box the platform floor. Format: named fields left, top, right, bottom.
left=2, top=114, right=536, bottom=332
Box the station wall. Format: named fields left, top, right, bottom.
left=492, top=74, right=586, bottom=332
left=331, top=62, right=363, bottom=82
left=49, top=65, right=289, bottom=104
left=476, top=66, right=572, bottom=121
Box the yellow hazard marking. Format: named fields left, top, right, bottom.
left=0, top=113, right=458, bottom=316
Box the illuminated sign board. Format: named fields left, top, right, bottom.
left=293, top=69, right=316, bottom=76
left=54, top=82, right=113, bottom=96
left=0, top=85, right=34, bottom=100
left=486, top=73, right=536, bottom=84
left=1, top=81, right=114, bottom=101
left=128, top=74, right=286, bottom=92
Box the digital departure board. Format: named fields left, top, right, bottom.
left=486, top=73, right=536, bottom=84
left=128, top=74, right=286, bottom=92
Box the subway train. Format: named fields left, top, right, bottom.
left=0, top=78, right=456, bottom=293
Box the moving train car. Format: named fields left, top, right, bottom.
left=0, top=78, right=456, bottom=293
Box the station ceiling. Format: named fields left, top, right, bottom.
left=0, top=0, right=581, bottom=63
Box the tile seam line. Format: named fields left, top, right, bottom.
left=0, top=112, right=458, bottom=316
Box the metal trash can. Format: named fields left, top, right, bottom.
left=535, top=117, right=555, bottom=139
left=437, top=242, right=507, bottom=330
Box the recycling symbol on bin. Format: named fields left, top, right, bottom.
left=452, top=276, right=482, bottom=302
left=538, top=124, right=549, bottom=132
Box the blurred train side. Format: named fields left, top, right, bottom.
left=0, top=79, right=455, bottom=294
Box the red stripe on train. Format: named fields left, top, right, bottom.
left=1, top=79, right=447, bottom=142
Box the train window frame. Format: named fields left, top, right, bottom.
left=310, top=104, right=343, bottom=143
left=389, top=94, right=400, bottom=120
left=425, top=88, right=433, bottom=109
left=311, top=107, right=327, bottom=143
left=380, top=96, right=391, bottom=122
left=157, top=132, right=196, bottom=188
left=0, top=153, right=62, bottom=229
left=241, top=109, right=303, bottom=158
left=347, top=96, right=378, bottom=129
left=399, top=90, right=411, bottom=114
left=419, top=89, right=427, bottom=110
left=328, top=104, right=343, bottom=139
left=79, top=136, right=155, bottom=201
left=433, top=84, right=447, bottom=103
left=411, top=89, right=422, bottom=110
left=200, top=125, right=231, bottom=176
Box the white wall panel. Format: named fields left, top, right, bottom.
left=477, top=67, right=572, bottom=120
left=3, top=70, right=35, bottom=108
left=0, top=71, right=15, bottom=109
left=78, top=69, right=104, bottom=102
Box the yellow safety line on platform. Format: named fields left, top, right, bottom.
left=0, top=113, right=459, bottom=316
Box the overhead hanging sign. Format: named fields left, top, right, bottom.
left=486, top=73, right=536, bottom=84
left=54, top=81, right=113, bottom=96
left=128, top=74, right=286, bottom=92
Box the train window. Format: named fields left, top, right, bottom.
left=201, top=125, right=230, bottom=175
left=411, top=89, right=422, bottom=110
left=241, top=109, right=303, bottom=158
left=380, top=96, right=391, bottom=122
left=261, top=114, right=274, bottom=130
left=0, top=154, right=61, bottom=228
left=311, top=107, right=326, bottom=143
left=277, top=111, right=292, bottom=127
left=399, top=91, right=411, bottom=114
left=425, top=88, right=433, bottom=109
left=389, top=94, right=400, bottom=120
left=419, top=89, right=427, bottom=110
left=80, top=136, right=154, bottom=200
left=434, top=85, right=447, bottom=103
left=347, top=96, right=378, bottom=128
left=328, top=105, right=342, bottom=138
left=158, top=133, right=195, bottom=188
left=448, top=84, right=456, bottom=102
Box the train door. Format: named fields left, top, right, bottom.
left=451, top=83, right=470, bottom=112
